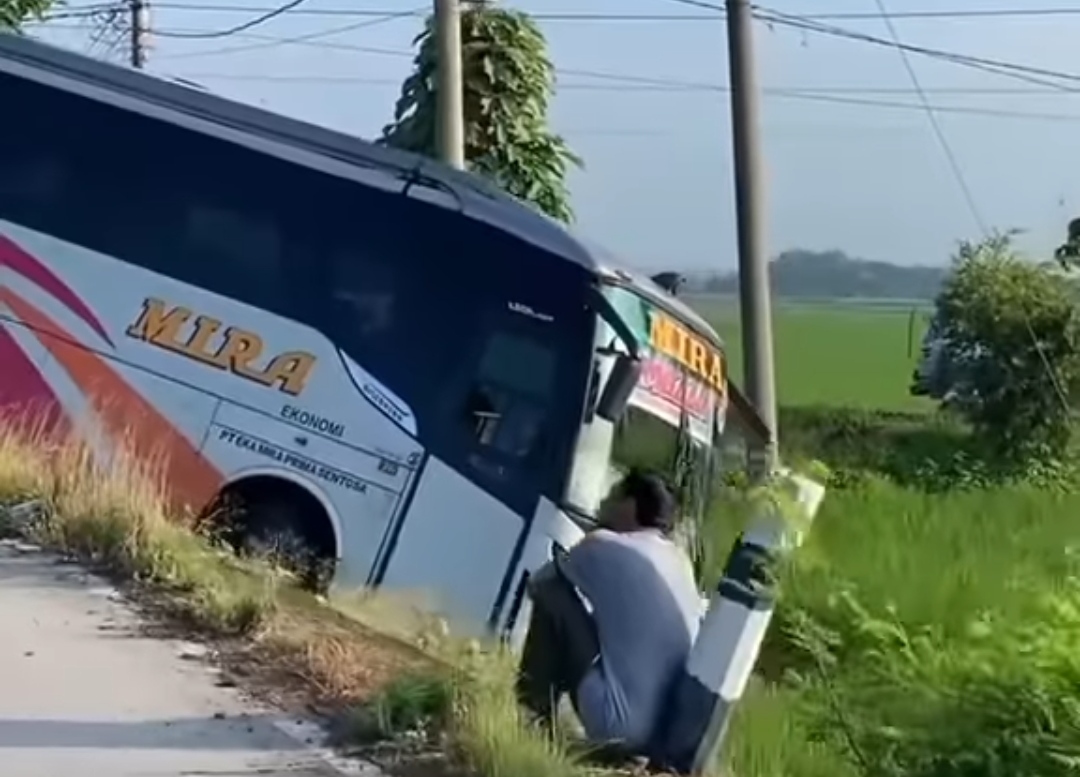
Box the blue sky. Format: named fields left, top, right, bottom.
left=32, top=0, right=1080, bottom=270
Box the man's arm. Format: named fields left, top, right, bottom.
left=557, top=531, right=614, bottom=593
left=527, top=532, right=610, bottom=598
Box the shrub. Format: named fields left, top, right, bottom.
left=933, top=234, right=1080, bottom=463
left=790, top=579, right=1080, bottom=777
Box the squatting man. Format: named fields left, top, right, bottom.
left=515, top=470, right=703, bottom=755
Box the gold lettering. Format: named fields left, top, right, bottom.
left=687, top=339, right=708, bottom=377
left=261, top=351, right=317, bottom=396
left=177, top=315, right=224, bottom=366
left=214, top=328, right=265, bottom=380
left=649, top=314, right=672, bottom=354
left=125, top=298, right=191, bottom=346
left=708, top=355, right=726, bottom=393
left=673, top=324, right=689, bottom=365
left=125, top=300, right=318, bottom=396
left=652, top=314, right=684, bottom=362
left=649, top=310, right=729, bottom=395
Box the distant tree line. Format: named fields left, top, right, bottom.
left=686, top=249, right=946, bottom=301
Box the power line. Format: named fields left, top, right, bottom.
left=33, top=20, right=414, bottom=59
left=771, top=90, right=1080, bottom=123
left=754, top=4, right=1080, bottom=90
left=666, top=1, right=1074, bottom=418
left=671, top=0, right=1080, bottom=21
left=145, top=20, right=1080, bottom=104
left=44, top=1, right=1080, bottom=101
left=871, top=0, right=986, bottom=233
left=65, top=3, right=1080, bottom=22
left=45, top=15, right=1080, bottom=115
left=146, top=18, right=1080, bottom=96
left=161, top=70, right=1080, bottom=123
left=137, top=1, right=1080, bottom=97
left=42, top=2, right=1080, bottom=107
left=39, top=3, right=124, bottom=21
left=659, top=0, right=1080, bottom=94
left=859, top=0, right=1071, bottom=416
left=752, top=4, right=1080, bottom=21
left=154, top=8, right=419, bottom=56
left=38, top=13, right=1080, bottom=101
left=150, top=0, right=311, bottom=39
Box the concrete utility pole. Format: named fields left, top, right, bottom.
left=684, top=1, right=780, bottom=773
left=129, top=0, right=150, bottom=69
left=727, top=0, right=778, bottom=473
left=433, top=0, right=465, bottom=169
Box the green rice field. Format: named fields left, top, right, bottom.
left=691, top=296, right=934, bottom=412
left=682, top=296, right=1080, bottom=777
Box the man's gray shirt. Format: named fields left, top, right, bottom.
left=559, top=528, right=703, bottom=747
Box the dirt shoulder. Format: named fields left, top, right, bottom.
left=0, top=430, right=602, bottom=777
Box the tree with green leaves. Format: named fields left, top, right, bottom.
left=1, top=0, right=53, bottom=30
left=380, top=0, right=581, bottom=224
left=932, top=233, right=1080, bottom=462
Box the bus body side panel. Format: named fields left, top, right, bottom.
left=0, top=57, right=597, bottom=631
left=0, top=219, right=423, bottom=584
left=498, top=498, right=588, bottom=649
left=202, top=402, right=419, bottom=587
left=379, top=455, right=525, bottom=635
left=0, top=222, right=222, bottom=496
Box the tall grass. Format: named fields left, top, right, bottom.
left=0, top=424, right=276, bottom=633
left=7, top=392, right=1079, bottom=777
left=715, top=409, right=1080, bottom=777
left=788, top=478, right=1080, bottom=629
left=682, top=299, right=1080, bottom=776
left=0, top=422, right=602, bottom=777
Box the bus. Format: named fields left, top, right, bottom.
left=0, top=33, right=753, bottom=641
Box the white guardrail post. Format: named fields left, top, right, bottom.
left=653, top=468, right=827, bottom=775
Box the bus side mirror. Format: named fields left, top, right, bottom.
left=596, top=354, right=641, bottom=422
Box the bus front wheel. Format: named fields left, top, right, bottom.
left=208, top=476, right=337, bottom=593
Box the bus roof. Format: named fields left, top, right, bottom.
left=0, top=35, right=765, bottom=442
left=0, top=32, right=727, bottom=358
left=604, top=264, right=725, bottom=351
left=0, top=35, right=688, bottom=302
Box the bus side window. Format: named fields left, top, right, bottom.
left=326, top=249, right=398, bottom=347
left=460, top=329, right=557, bottom=470
left=309, top=198, right=481, bottom=430
left=182, top=204, right=283, bottom=307
left=0, top=72, right=294, bottom=318
left=0, top=156, right=66, bottom=225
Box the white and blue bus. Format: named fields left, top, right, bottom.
left=0, top=32, right=759, bottom=641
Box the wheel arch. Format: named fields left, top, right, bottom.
left=213, top=465, right=344, bottom=561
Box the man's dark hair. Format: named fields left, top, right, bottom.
left=620, top=470, right=677, bottom=534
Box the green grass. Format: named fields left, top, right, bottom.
left=788, top=480, right=1080, bottom=628
left=694, top=297, right=934, bottom=412
left=688, top=299, right=1080, bottom=777
left=0, top=423, right=571, bottom=777
left=6, top=295, right=1078, bottom=777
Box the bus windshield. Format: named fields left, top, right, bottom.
left=565, top=284, right=728, bottom=522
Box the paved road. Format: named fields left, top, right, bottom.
left=0, top=539, right=346, bottom=777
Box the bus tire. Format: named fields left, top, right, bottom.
left=208, top=476, right=337, bottom=593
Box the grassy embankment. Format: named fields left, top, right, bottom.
left=0, top=425, right=588, bottom=777
left=700, top=299, right=1080, bottom=777
left=4, top=298, right=1080, bottom=777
